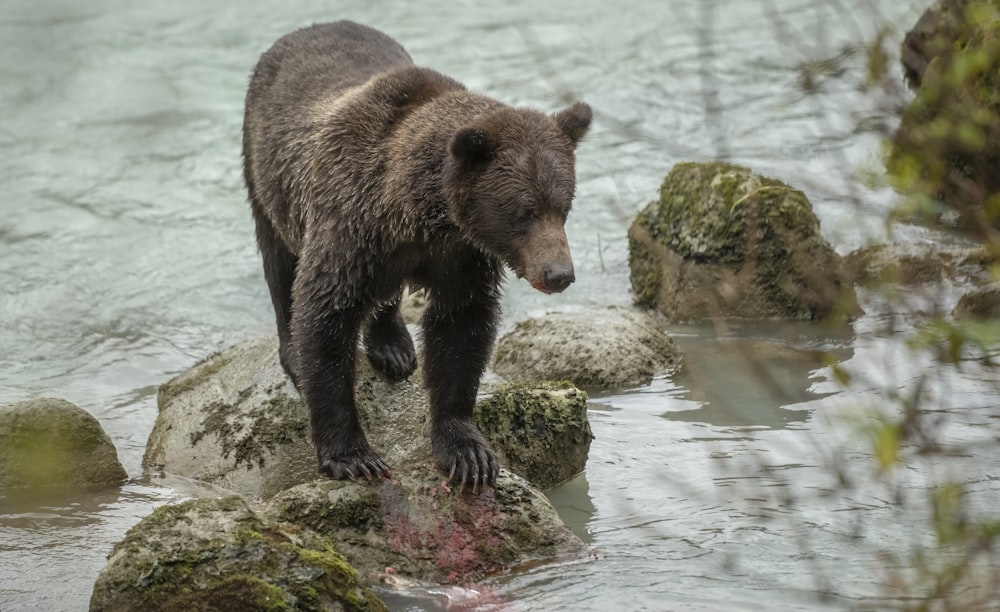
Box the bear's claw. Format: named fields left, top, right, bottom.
left=319, top=449, right=392, bottom=481
left=433, top=421, right=499, bottom=492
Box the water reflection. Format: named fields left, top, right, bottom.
left=0, top=479, right=184, bottom=612
left=667, top=320, right=855, bottom=430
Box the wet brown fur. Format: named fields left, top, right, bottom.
left=243, top=21, right=591, bottom=488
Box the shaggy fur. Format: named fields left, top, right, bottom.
left=243, top=21, right=591, bottom=488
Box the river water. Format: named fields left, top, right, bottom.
left=3, top=0, right=997, bottom=610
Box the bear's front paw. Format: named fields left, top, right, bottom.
left=432, top=420, right=499, bottom=492
left=317, top=445, right=392, bottom=481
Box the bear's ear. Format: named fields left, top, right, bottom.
left=449, top=127, right=497, bottom=166
left=553, top=102, right=592, bottom=145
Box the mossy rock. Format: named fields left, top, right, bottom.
left=89, top=496, right=386, bottom=611
left=492, top=307, right=681, bottom=390
left=475, top=382, right=592, bottom=489
left=144, top=337, right=431, bottom=499
left=0, top=398, right=127, bottom=488
left=628, top=162, right=856, bottom=321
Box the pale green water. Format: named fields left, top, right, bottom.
left=4, top=0, right=998, bottom=610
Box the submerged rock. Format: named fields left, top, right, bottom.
left=954, top=284, right=1000, bottom=319
left=492, top=307, right=681, bottom=390
left=628, top=162, right=856, bottom=322
left=845, top=243, right=991, bottom=287
left=89, top=496, right=386, bottom=612
left=0, top=398, right=127, bottom=488
left=475, top=382, right=592, bottom=489
left=145, top=336, right=591, bottom=495
left=261, top=471, right=585, bottom=584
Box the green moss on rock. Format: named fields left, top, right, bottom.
left=628, top=162, right=856, bottom=321
left=261, top=473, right=586, bottom=585
left=475, top=382, right=592, bottom=489
left=190, top=394, right=308, bottom=470
left=89, top=496, right=387, bottom=612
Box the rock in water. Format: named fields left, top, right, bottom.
left=628, top=162, right=856, bottom=321
left=492, top=307, right=681, bottom=389
left=475, top=382, right=593, bottom=489
left=144, top=336, right=592, bottom=497
left=89, top=496, right=387, bottom=612
left=0, top=398, right=127, bottom=488
left=139, top=337, right=590, bottom=593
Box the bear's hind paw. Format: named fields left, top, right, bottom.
left=366, top=341, right=418, bottom=381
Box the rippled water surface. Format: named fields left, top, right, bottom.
left=4, top=0, right=997, bottom=610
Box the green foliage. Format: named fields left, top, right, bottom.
left=829, top=2, right=1000, bottom=608
left=887, top=0, right=1000, bottom=237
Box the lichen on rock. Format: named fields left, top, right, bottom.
left=628, top=161, right=857, bottom=321
left=0, top=398, right=127, bottom=488
left=134, top=336, right=592, bottom=597
left=89, top=496, right=387, bottom=612
left=145, top=336, right=593, bottom=498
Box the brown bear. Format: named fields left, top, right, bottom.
left=242, top=20, right=591, bottom=489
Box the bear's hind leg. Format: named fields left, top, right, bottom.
left=251, top=206, right=300, bottom=386
left=364, top=298, right=417, bottom=380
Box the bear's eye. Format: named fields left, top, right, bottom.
left=518, top=208, right=538, bottom=223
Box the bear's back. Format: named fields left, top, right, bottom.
left=247, top=21, right=414, bottom=118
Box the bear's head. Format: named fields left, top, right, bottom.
left=444, top=102, right=592, bottom=294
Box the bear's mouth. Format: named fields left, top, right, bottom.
left=530, top=277, right=555, bottom=294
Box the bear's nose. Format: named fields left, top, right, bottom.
left=543, top=264, right=575, bottom=293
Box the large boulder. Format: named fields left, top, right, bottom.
left=900, top=0, right=968, bottom=90
left=628, top=162, right=856, bottom=321
left=492, top=307, right=681, bottom=389
left=144, top=337, right=591, bottom=497
left=0, top=398, right=127, bottom=488
left=134, top=338, right=590, bottom=597
left=89, top=496, right=386, bottom=612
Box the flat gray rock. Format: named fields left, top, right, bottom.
left=493, top=307, right=681, bottom=390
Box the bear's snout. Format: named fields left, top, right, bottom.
left=543, top=263, right=575, bottom=293
left=522, top=219, right=575, bottom=295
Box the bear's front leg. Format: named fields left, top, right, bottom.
left=291, top=275, right=391, bottom=480
left=421, top=289, right=502, bottom=490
